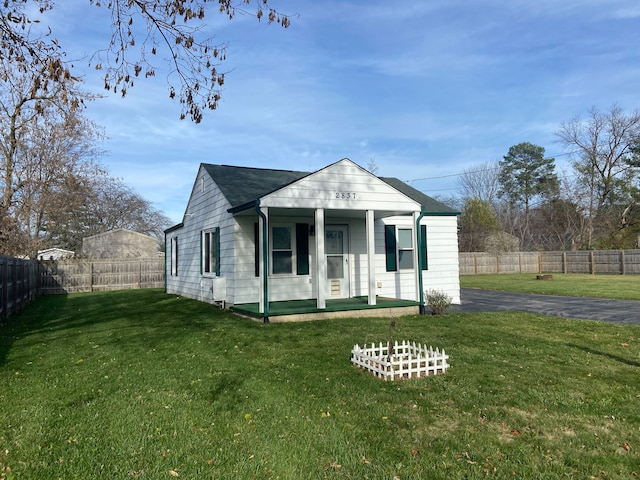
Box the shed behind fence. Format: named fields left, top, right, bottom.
left=39, top=258, right=165, bottom=294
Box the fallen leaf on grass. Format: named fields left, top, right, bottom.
left=169, top=469, right=179, bottom=477
left=461, top=451, right=476, bottom=464
left=623, top=442, right=631, bottom=452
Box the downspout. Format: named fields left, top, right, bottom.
left=416, top=210, right=427, bottom=314
left=255, top=201, right=269, bottom=323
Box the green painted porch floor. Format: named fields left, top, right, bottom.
left=231, top=296, right=419, bottom=319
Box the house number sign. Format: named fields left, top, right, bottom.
left=335, top=192, right=357, bottom=199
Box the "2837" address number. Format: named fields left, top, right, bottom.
left=335, top=192, right=356, bottom=199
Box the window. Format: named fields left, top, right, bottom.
left=170, top=236, right=178, bottom=276
left=201, top=228, right=220, bottom=275
left=398, top=228, right=414, bottom=270
left=267, top=223, right=310, bottom=275
left=271, top=226, right=293, bottom=274
left=385, top=225, right=423, bottom=271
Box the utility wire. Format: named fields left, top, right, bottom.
left=407, top=149, right=581, bottom=185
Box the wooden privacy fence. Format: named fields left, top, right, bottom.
left=38, top=258, right=165, bottom=294
left=0, top=255, right=39, bottom=324
left=460, top=249, right=640, bottom=275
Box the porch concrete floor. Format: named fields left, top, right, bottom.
left=231, top=296, right=420, bottom=322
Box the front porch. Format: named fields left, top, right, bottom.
left=231, top=296, right=420, bottom=323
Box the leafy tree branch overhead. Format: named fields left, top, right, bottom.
left=0, top=0, right=294, bottom=123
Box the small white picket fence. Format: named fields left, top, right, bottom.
left=351, top=340, right=449, bottom=381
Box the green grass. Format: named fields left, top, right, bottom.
left=1, top=289, right=640, bottom=479
left=461, top=273, right=640, bottom=300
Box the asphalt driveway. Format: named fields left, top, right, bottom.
left=452, top=288, right=640, bottom=325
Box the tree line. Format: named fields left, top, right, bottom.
left=455, top=105, right=640, bottom=252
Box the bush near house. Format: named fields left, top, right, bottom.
left=426, top=289, right=453, bottom=315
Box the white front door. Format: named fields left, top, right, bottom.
left=325, top=225, right=350, bottom=298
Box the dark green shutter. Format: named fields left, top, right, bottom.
left=384, top=225, right=397, bottom=272
left=296, top=223, right=309, bottom=275
left=254, top=222, right=260, bottom=277
left=215, top=227, right=221, bottom=276
left=420, top=224, right=428, bottom=271
left=199, top=231, right=203, bottom=274
left=174, top=237, right=178, bottom=276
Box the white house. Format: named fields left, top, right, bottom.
left=164, top=159, right=460, bottom=322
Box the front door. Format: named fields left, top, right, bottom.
left=325, top=225, right=350, bottom=298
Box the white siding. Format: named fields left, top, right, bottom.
left=261, top=159, right=421, bottom=213
left=421, top=216, right=461, bottom=304
left=373, top=215, right=460, bottom=304
left=167, top=207, right=460, bottom=306
left=165, top=165, right=236, bottom=304
left=231, top=217, right=260, bottom=305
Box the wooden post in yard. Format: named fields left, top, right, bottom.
left=538, top=253, right=542, bottom=273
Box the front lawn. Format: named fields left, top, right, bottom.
left=1, top=289, right=639, bottom=479
left=461, top=273, right=640, bottom=300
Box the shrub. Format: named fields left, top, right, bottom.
left=426, top=289, right=452, bottom=315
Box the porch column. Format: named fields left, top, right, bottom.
left=315, top=208, right=326, bottom=309
left=366, top=209, right=376, bottom=305
left=258, top=206, right=268, bottom=314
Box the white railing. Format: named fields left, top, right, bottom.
left=351, top=340, right=449, bottom=381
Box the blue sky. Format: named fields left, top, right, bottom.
left=46, top=1, right=640, bottom=224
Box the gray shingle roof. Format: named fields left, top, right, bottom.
left=202, top=163, right=458, bottom=215
left=202, top=164, right=310, bottom=211
left=379, top=177, right=460, bottom=215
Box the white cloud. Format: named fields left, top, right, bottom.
left=27, top=0, right=639, bottom=223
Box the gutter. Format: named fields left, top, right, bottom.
left=416, top=210, right=427, bottom=314
left=255, top=201, right=269, bottom=323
